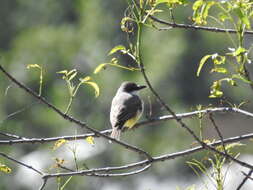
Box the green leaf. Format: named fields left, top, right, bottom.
left=110, top=57, right=118, bottom=64
left=156, top=0, right=187, bottom=6
left=108, top=45, right=126, bottom=56
left=68, top=72, right=77, bottom=81
left=209, top=80, right=223, bottom=98
left=192, top=0, right=203, bottom=11
left=121, top=17, right=134, bottom=33
left=234, top=8, right=251, bottom=29
left=219, top=12, right=229, bottom=22
left=79, top=76, right=91, bottom=83
left=232, top=74, right=252, bottom=84
left=0, top=163, right=12, bottom=173
left=192, top=0, right=215, bottom=25
left=234, top=46, right=247, bottom=56
left=197, top=54, right=212, bottom=76
left=210, top=67, right=227, bottom=74
left=228, top=79, right=236, bottom=86
left=225, top=142, right=244, bottom=150
left=27, top=64, right=41, bottom=69
left=53, top=139, right=68, bottom=150
left=94, top=63, right=107, bottom=74
left=212, top=54, right=225, bottom=65
left=145, top=9, right=163, bottom=16
left=109, top=63, right=140, bottom=71
left=203, top=1, right=215, bottom=19
left=85, top=81, right=100, bottom=98
left=209, top=90, right=223, bottom=98
left=67, top=69, right=77, bottom=77
left=86, top=136, right=95, bottom=145
left=57, top=70, right=68, bottom=75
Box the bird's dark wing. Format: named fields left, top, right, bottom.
left=110, top=93, right=143, bottom=129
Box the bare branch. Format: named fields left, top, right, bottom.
left=39, top=178, right=48, bottom=190
left=137, top=23, right=253, bottom=171
left=0, top=107, right=252, bottom=145
left=0, top=130, right=110, bottom=145
left=0, top=64, right=153, bottom=161
left=43, top=162, right=151, bottom=179
left=136, top=107, right=253, bottom=128
left=243, top=65, right=253, bottom=92
left=149, top=15, right=253, bottom=35
left=0, top=152, right=43, bottom=175
left=209, top=113, right=227, bottom=154
left=40, top=133, right=253, bottom=179
left=84, top=164, right=151, bottom=177
left=237, top=170, right=253, bottom=190
left=0, top=131, right=26, bottom=139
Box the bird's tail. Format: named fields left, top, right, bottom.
left=109, top=128, right=121, bottom=143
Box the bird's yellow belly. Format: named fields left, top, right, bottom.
left=124, top=111, right=142, bottom=128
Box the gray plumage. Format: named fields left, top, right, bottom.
left=110, top=82, right=146, bottom=141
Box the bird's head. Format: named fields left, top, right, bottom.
left=118, top=81, right=146, bottom=94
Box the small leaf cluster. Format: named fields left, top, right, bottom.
left=187, top=142, right=243, bottom=189
left=197, top=46, right=252, bottom=98
left=94, top=45, right=140, bottom=74
left=27, top=64, right=43, bottom=96
left=195, top=0, right=253, bottom=98
left=57, top=69, right=99, bottom=114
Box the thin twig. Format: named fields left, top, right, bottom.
left=136, top=22, right=253, bottom=171
left=209, top=113, right=227, bottom=154
left=149, top=15, right=253, bottom=35
left=0, top=64, right=153, bottom=161
left=56, top=162, right=150, bottom=177
left=243, top=65, right=253, bottom=91
left=136, top=107, right=253, bottom=128
left=0, top=132, right=26, bottom=139
left=0, top=131, right=111, bottom=145
left=40, top=133, right=253, bottom=179
left=43, top=163, right=151, bottom=179
left=237, top=170, right=253, bottom=190
left=0, top=152, right=43, bottom=175
left=39, top=178, right=48, bottom=190
left=85, top=164, right=151, bottom=177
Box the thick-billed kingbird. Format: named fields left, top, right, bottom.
left=110, top=81, right=146, bottom=141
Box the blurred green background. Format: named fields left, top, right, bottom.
left=0, top=0, right=253, bottom=189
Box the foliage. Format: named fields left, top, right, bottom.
left=57, top=69, right=99, bottom=114
left=0, top=0, right=253, bottom=189
left=187, top=143, right=243, bottom=190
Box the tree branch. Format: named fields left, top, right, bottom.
left=38, top=133, right=253, bottom=179
left=136, top=22, right=253, bottom=171
left=0, top=64, right=153, bottom=161
left=149, top=15, right=253, bottom=35
left=237, top=170, right=253, bottom=190
left=39, top=178, right=48, bottom=190
left=209, top=113, right=227, bottom=154
left=0, top=107, right=253, bottom=145
left=0, top=152, right=43, bottom=175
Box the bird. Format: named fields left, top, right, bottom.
left=110, top=81, right=146, bottom=141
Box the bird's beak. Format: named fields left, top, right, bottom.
left=137, top=85, right=147, bottom=90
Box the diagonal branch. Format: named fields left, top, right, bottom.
left=0, top=131, right=27, bottom=139
left=209, top=113, right=227, bottom=154
left=237, top=170, right=253, bottom=190
left=0, top=64, right=152, bottom=161
left=149, top=15, right=253, bottom=35
left=136, top=22, right=253, bottom=171
left=39, top=178, right=48, bottom=190
left=39, top=133, right=253, bottom=179
left=0, top=152, right=43, bottom=175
